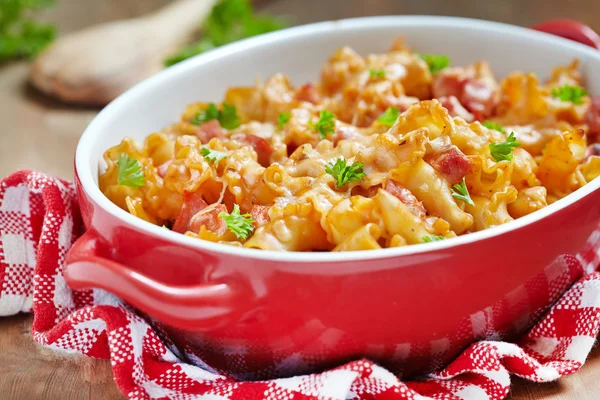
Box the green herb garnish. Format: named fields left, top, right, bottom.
left=164, top=0, right=287, bottom=67
left=419, top=54, right=450, bottom=74
left=191, top=103, right=241, bottom=129
left=116, top=154, right=145, bottom=188
left=219, top=103, right=241, bottom=129
left=551, top=84, right=587, bottom=105
left=369, top=69, right=386, bottom=78
left=218, top=204, right=254, bottom=240
left=192, top=103, right=219, bottom=125
left=490, top=132, right=521, bottom=162
left=451, top=177, right=474, bottom=206
left=309, top=110, right=336, bottom=139
left=482, top=120, right=507, bottom=135
left=325, top=158, right=365, bottom=188
left=377, top=107, right=400, bottom=127
left=0, top=0, right=57, bottom=62
left=200, top=147, right=228, bottom=165
left=277, top=112, right=291, bottom=129
left=422, top=235, right=445, bottom=243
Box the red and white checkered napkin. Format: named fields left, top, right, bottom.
left=2, top=170, right=600, bottom=400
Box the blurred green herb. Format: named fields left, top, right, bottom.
left=419, top=54, right=450, bottom=74
left=0, top=0, right=57, bottom=62
left=377, top=107, right=400, bottom=127
left=191, top=102, right=241, bottom=129
left=200, top=146, right=228, bottom=165
left=552, top=84, right=587, bottom=105
left=117, top=154, right=145, bottom=188
left=164, top=0, right=287, bottom=67
left=422, top=235, right=445, bottom=243
left=369, top=69, right=386, bottom=78
left=277, top=111, right=290, bottom=129
left=309, top=110, right=336, bottom=140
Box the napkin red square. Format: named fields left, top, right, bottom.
left=1, top=170, right=600, bottom=400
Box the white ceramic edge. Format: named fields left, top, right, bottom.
left=76, top=15, right=600, bottom=263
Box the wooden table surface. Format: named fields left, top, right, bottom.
left=2, top=0, right=600, bottom=398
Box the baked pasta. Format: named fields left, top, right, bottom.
left=99, top=37, right=600, bottom=251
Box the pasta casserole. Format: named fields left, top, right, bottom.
left=99, top=37, right=600, bottom=251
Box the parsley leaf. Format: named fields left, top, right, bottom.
left=219, top=103, right=241, bottom=129
left=310, top=110, right=336, bottom=139
left=419, top=54, right=450, bottom=74
left=490, top=132, right=521, bottom=162
left=200, top=147, right=228, bottom=165
left=422, top=235, right=445, bottom=243
left=482, top=120, right=506, bottom=135
left=191, top=103, right=220, bottom=125
left=369, top=69, right=386, bottom=78
left=552, top=84, right=587, bottom=105
left=164, top=0, right=287, bottom=67
left=377, top=107, right=400, bottom=127
left=0, top=0, right=57, bottom=62
left=325, top=158, right=366, bottom=188
left=277, top=112, right=290, bottom=129
left=117, top=154, right=145, bottom=188
left=451, top=177, right=474, bottom=206
left=218, top=204, right=254, bottom=240
left=191, top=103, right=241, bottom=129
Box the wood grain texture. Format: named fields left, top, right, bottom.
left=1, top=0, right=600, bottom=399
left=0, top=315, right=123, bottom=400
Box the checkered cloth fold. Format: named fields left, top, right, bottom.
left=1, top=170, right=600, bottom=400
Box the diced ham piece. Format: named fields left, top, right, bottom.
left=249, top=205, right=270, bottom=229
left=432, top=69, right=498, bottom=119
left=432, top=69, right=464, bottom=99
left=157, top=160, right=173, bottom=178
left=294, top=83, right=321, bottom=104
left=461, top=79, right=496, bottom=118
left=234, top=134, right=273, bottom=167
left=384, top=180, right=427, bottom=219
left=189, top=204, right=228, bottom=236
left=438, top=96, right=474, bottom=122
left=426, top=146, right=472, bottom=185
left=221, top=189, right=238, bottom=212
left=172, top=191, right=208, bottom=233
left=196, top=120, right=225, bottom=144
left=585, top=96, right=600, bottom=136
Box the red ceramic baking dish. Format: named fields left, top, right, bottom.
left=65, top=17, right=600, bottom=379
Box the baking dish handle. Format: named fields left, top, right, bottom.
left=65, top=229, right=243, bottom=330
left=531, top=19, right=600, bottom=50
